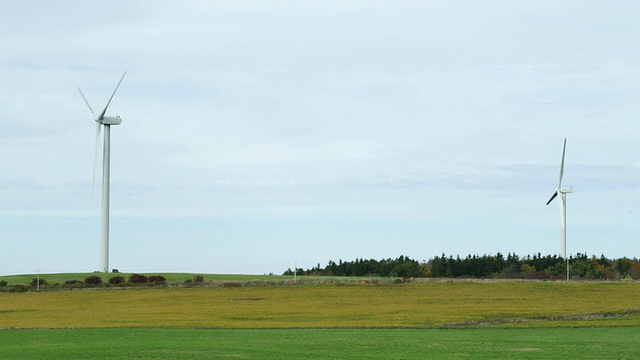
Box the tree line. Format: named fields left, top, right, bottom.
left=284, top=253, right=640, bottom=280
left=284, top=256, right=424, bottom=278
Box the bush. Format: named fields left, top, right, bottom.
left=223, top=282, right=242, bottom=288
left=148, top=275, right=166, bottom=284
left=84, top=275, right=103, bottom=285
left=193, top=275, right=204, bottom=283
left=184, top=279, right=193, bottom=284
left=62, top=279, right=83, bottom=289
left=108, top=276, right=125, bottom=285
left=129, top=274, right=148, bottom=283
left=9, top=285, right=27, bottom=293
left=30, top=278, right=47, bottom=287
left=0, top=280, right=7, bottom=287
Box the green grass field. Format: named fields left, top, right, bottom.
left=1, top=278, right=639, bottom=358
left=0, top=327, right=638, bottom=359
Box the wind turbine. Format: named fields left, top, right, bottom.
left=546, top=138, right=573, bottom=281
left=78, top=71, right=127, bottom=273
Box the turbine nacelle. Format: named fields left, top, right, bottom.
left=560, top=188, right=573, bottom=194
left=98, top=116, right=122, bottom=125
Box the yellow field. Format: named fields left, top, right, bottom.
left=1, top=281, right=639, bottom=329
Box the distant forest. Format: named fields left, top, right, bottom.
left=283, top=253, right=640, bottom=280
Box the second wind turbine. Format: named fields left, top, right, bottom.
left=546, top=138, right=573, bottom=281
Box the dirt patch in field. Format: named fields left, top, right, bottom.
left=441, top=309, right=640, bottom=328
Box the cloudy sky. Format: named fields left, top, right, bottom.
left=1, top=1, right=639, bottom=275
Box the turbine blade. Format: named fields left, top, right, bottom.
left=546, top=191, right=558, bottom=205
left=77, top=87, right=96, bottom=118
left=98, top=70, right=127, bottom=120
left=558, top=138, right=567, bottom=188
left=91, top=123, right=101, bottom=201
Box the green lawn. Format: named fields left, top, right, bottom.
left=0, top=327, right=637, bottom=359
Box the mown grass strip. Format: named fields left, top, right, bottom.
left=0, top=327, right=639, bottom=359
left=1, top=282, right=639, bottom=329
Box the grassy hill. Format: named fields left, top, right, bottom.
left=0, top=272, right=290, bottom=286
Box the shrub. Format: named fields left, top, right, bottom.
left=62, top=279, right=83, bottom=289
left=223, top=282, right=242, bottom=288
left=184, top=279, right=193, bottom=284
left=9, top=285, right=27, bottom=293
left=84, top=275, right=103, bottom=285
left=0, top=280, right=7, bottom=287
left=129, top=273, right=148, bottom=283
left=30, top=278, right=47, bottom=287
left=193, top=275, right=204, bottom=283
left=108, top=276, right=125, bottom=285
left=148, top=275, right=166, bottom=284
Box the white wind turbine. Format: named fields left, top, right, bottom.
left=78, top=71, right=127, bottom=273
left=545, top=138, right=573, bottom=281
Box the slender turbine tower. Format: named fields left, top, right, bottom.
left=78, top=71, right=127, bottom=273
left=546, top=138, right=573, bottom=281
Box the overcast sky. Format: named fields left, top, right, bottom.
left=2, top=1, right=639, bottom=275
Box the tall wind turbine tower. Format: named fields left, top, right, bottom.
left=546, top=138, right=573, bottom=281
left=78, top=71, right=127, bottom=273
